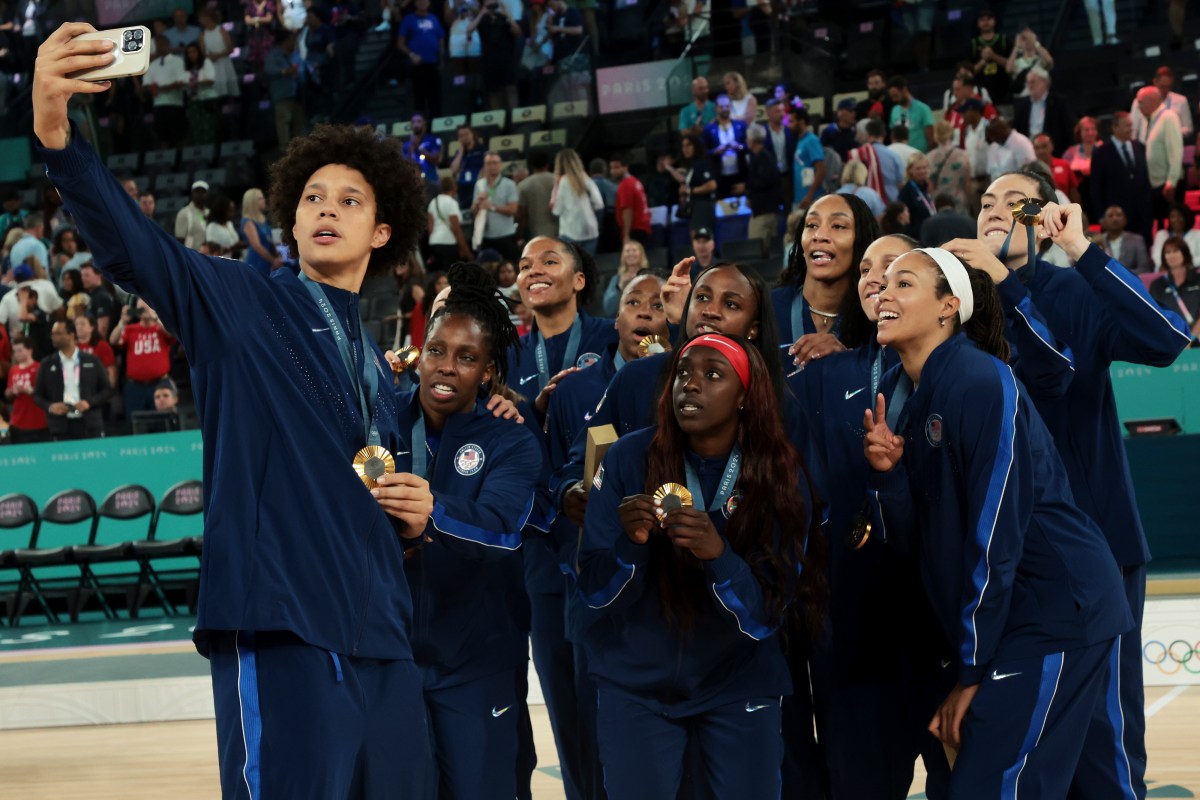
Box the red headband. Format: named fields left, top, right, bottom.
left=679, top=334, right=751, bottom=390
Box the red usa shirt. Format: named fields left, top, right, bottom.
left=120, top=324, right=175, bottom=383
left=6, top=361, right=47, bottom=430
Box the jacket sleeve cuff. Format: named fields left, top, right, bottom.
left=613, top=532, right=651, bottom=566
left=995, top=270, right=1030, bottom=310
left=867, top=464, right=908, bottom=494
left=35, top=122, right=96, bottom=178
left=1072, top=242, right=1111, bottom=282
left=959, top=663, right=986, bottom=687
left=703, top=540, right=743, bottom=583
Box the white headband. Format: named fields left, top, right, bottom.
left=917, top=247, right=974, bottom=324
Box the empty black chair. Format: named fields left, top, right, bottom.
left=192, top=168, right=228, bottom=190
left=143, top=148, right=179, bottom=175
left=0, top=494, right=39, bottom=625
left=133, top=480, right=204, bottom=615
left=107, top=152, right=141, bottom=173
left=155, top=172, right=192, bottom=195
left=72, top=485, right=156, bottom=619
left=11, top=489, right=97, bottom=624
left=721, top=237, right=767, bottom=263
left=179, top=144, right=215, bottom=169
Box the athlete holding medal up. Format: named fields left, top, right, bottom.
left=577, top=333, right=824, bottom=799
left=33, top=23, right=433, bottom=798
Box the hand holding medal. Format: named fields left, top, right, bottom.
left=617, top=494, right=660, bottom=545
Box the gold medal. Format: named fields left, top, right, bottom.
left=653, top=482, right=694, bottom=522
left=1009, top=198, right=1043, bottom=227
left=353, top=445, right=395, bottom=490
left=391, top=345, right=421, bottom=373
left=638, top=335, right=672, bottom=358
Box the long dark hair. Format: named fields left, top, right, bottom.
left=931, top=253, right=1011, bottom=363
left=428, top=262, right=520, bottom=387
left=778, top=193, right=879, bottom=348
left=666, top=262, right=786, bottom=412
left=644, top=335, right=826, bottom=634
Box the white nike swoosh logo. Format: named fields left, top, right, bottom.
left=845, top=387, right=865, bottom=400
left=519, top=375, right=537, bottom=385
left=312, top=327, right=330, bottom=333
left=745, top=703, right=772, bottom=713
left=491, top=705, right=512, bottom=717
left=941, top=659, right=951, bottom=669
left=990, top=670, right=1022, bottom=681
left=583, top=412, right=593, bottom=421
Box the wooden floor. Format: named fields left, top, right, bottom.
left=1, top=687, right=1197, bottom=799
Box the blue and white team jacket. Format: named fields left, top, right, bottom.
left=868, top=335, right=1133, bottom=687
left=396, top=391, right=543, bottom=689
left=788, top=338, right=949, bottom=671
left=548, top=350, right=671, bottom=509
left=41, top=125, right=415, bottom=661
left=577, top=427, right=800, bottom=713
left=999, top=246, right=1191, bottom=568
left=506, top=311, right=618, bottom=397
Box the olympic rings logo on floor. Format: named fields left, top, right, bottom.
left=1142, top=640, right=1200, bottom=674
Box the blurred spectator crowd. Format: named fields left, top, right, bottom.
left=4, top=1, right=1200, bottom=443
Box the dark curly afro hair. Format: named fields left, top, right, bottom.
left=268, top=124, right=426, bottom=277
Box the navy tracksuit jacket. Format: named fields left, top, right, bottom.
left=577, top=427, right=799, bottom=713
left=396, top=391, right=542, bottom=688
left=41, top=128, right=415, bottom=661
left=869, top=334, right=1133, bottom=684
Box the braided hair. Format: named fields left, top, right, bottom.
left=429, top=262, right=521, bottom=387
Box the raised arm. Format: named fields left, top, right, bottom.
left=34, top=24, right=254, bottom=365
left=1041, top=202, right=1191, bottom=365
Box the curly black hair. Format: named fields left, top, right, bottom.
left=430, top=261, right=521, bottom=387
left=268, top=124, right=426, bottom=277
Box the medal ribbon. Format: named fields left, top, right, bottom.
left=298, top=272, right=381, bottom=447
left=870, top=341, right=885, bottom=400
left=410, top=410, right=431, bottom=478
left=534, top=314, right=583, bottom=390
left=613, top=349, right=626, bottom=371
left=683, top=444, right=742, bottom=513
left=790, top=291, right=842, bottom=342
left=886, top=372, right=912, bottom=433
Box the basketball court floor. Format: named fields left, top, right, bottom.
left=0, top=617, right=1196, bottom=798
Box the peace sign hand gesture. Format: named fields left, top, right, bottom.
left=863, top=392, right=904, bottom=472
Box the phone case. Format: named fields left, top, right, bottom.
left=69, top=26, right=152, bottom=82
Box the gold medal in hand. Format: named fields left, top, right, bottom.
left=353, top=445, right=396, bottom=490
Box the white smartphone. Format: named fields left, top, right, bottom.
left=69, top=26, right=151, bottom=82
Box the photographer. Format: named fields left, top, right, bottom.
left=110, top=299, right=176, bottom=418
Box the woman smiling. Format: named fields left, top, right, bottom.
left=376, top=268, right=543, bottom=800
left=863, top=247, right=1132, bottom=796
